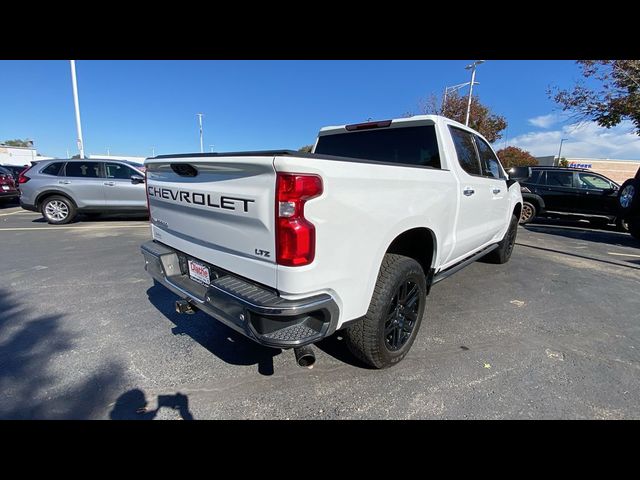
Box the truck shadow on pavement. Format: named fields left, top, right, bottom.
left=0, top=287, right=125, bottom=419
left=109, top=389, right=194, bottom=420
left=146, top=284, right=282, bottom=376
left=524, top=218, right=638, bottom=249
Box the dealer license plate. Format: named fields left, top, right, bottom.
left=188, top=259, right=210, bottom=286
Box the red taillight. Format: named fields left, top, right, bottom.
left=18, top=166, right=32, bottom=184
left=275, top=173, right=323, bottom=266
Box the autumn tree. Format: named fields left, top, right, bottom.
left=298, top=145, right=314, bottom=153
left=415, top=91, right=507, bottom=143
left=549, top=60, right=640, bottom=134
left=496, top=146, right=538, bottom=169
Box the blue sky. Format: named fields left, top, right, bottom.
left=1, top=60, right=639, bottom=159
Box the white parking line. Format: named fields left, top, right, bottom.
left=0, top=224, right=150, bottom=231
left=607, top=252, right=640, bottom=258
left=0, top=210, right=38, bottom=217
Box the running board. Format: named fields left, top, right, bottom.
left=431, top=244, right=499, bottom=286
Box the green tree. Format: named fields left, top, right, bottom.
left=2, top=139, right=33, bottom=147
left=549, top=60, right=640, bottom=134
left=558, top=157, right=569, bottom=167
left=415, top=91, right=507, bottom=143
left=298, top=145, right=314, bottom=153
left=496, top=146, right=539, bottom=169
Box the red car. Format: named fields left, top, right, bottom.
left=0, top=166, right=20, bottom=204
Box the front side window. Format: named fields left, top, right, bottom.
left=543, top=170, right=574, bottom=187
left=577, top=173, right=611, bottom=190
left=314, top=125, right=441, bottom=169
left=449, top=127, right=481, bottom=176
left=105, top=163, right=137, bottom=179
left=475, top=136, right=505, bottom=179
left=64, top=162, right=102, bottom=178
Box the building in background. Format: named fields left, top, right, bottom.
left=535, top=156, right=640, bottom=184
left=0, top=144, right=54, bottom=166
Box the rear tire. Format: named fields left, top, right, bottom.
left=41, top=195, right=76, bottom=225
left=484, top=214, right=519, bottom=264
left=519, top=201, right=537, bottom=224
left=345, top=254, right=427, bottom=369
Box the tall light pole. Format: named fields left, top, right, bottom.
left=464, top=60, right=485, bottom=126
left=209, top=145, right=215, bottom=152
left=151, top=146, right=155, bottom=157
left=69, top=60, right=86, bottom=159
left=557, top=138, right=568, bottom=165
left=442, top=81, right=479, bottom=114
left=197, top=113, right=204, bottom=153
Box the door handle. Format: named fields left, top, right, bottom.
left=463, top=188, right=475, bottom=196
left=58, top=180, right=71, bottom=184
left=103, top=181, right=115, bottom=186
left=492, top=188, right=501, bottom=194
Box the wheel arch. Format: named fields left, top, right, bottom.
left=35, top=190, right=78, bottom=210
left=384, top=227, right=437, bottom=277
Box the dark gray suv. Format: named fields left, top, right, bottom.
left=19, top=159, right=148, bottom=224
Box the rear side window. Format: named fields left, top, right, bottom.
left=449, top=127, right=481, bottom=176
left=314, top=125, right=441, bottom=168
left=64, top=162, right=102, bottom=178
left=543, top=170, right=574, bottom=187
left=475, top=136, right=505, bottom=179
left=41, top=162, right=64, bottom=176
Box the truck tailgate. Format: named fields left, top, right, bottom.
left=145, top=156, right=277, bottom=288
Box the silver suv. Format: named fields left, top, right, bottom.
left=19, top=159, right=148, bottom=224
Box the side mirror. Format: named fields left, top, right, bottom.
left=131, top=175, right=145, bottom=184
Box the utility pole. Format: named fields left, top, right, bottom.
left=197, top=113, right=204, bottom=153
left=151, top=147, right=155, bottom=157
left=69, top=60, right=85, bottom=159
left=209, top=145, right=215, bottom=152
left=464, top=60, right=485, bottom=126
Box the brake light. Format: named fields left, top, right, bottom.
left=18, top=166, right=32, bottom=184
left=275, top=173, right=323, bottom=266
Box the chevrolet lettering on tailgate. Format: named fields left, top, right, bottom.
left=147, top=186, right=255, bottom=213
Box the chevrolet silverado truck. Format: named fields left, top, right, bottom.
left=141, top=115, right=523, bottom=369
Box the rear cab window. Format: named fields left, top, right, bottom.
left=314, top=124, right=441, bottom=168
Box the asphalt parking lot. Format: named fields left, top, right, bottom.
left=1, top=200, right=639, bottom=419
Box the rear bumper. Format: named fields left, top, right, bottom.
left=0, top=190, right=19, bottom=200
left=19, top=199, right=37, bottom=211
left=141, top=240, right=339, bottom=348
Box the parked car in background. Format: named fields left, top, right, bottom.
left=19, top=159, right=148, bottom=224
left=0, top=166, right=20, bottom=204
left=0, top=164, right=30, bottom=185
left=616, top=166, right=640, bottom=240
left=511, top=166, right=628, bottom=231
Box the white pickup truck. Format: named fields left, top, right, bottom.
left=141, top=115, right=523, bottom=369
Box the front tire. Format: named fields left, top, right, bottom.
left=345, top=254, right=427, bottom=369
left=484, top=214, right=519, bottom=264
left=41, top=195, right=76, bottom=225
